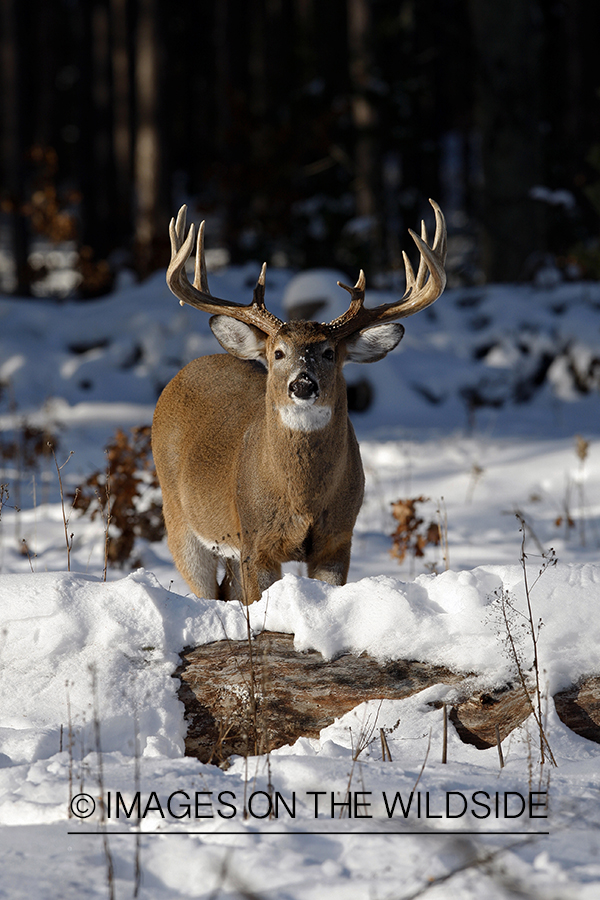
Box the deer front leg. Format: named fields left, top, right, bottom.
left=238, top=543, right=282, bottom=605
left=168, top=524, right=220, bottom=599
left=307, top=537, right=352, bottom=587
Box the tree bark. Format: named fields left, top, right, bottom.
left=0, top=0, right=30, bottom=295
left=347, top=0, right=380, bottom=269
left=177, top=632, right=600, bottom=765
left=176, top=632, right=461, bottom=764
left=110, top=0, right=133, bottom=249
left=467, top=0, right=546, bottom=281
left=134, top=0, right=164, bottom=276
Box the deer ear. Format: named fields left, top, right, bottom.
left=344, top=323, right=405, bottom=364
left=210, top=316, right=268, bottom=364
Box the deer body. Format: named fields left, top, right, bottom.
left=153, top=331, right=365, bottom=604
left=153, top=202, right=447, bottom=603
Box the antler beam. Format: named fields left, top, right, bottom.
left=328, top=199, right=447, bottom=339
left=166, top=206, right=283, bottom=336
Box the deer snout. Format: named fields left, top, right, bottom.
left=289, top=372, right=319, bottom=401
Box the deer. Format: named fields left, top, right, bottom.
left=152, top=200, right=447, bottom=605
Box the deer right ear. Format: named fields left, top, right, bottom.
left=344, top=322, right=405, bottom=364
left=210, top=316, right=268, bottom=364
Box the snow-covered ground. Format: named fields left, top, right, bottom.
left=1, top=262, right=600, bottom=898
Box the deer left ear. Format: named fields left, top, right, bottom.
left=210, top=315, right=268, bottom=365
left=344, top=323, right=405, bottom=364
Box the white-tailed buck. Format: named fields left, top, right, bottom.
left=153, top=201, right=447, bottom=604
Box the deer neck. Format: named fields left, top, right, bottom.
left=262, top=391, right=350, bottom=492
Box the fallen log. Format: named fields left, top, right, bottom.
left=449, top=683, right=532, bottom=749
left=175, top=632, right=461, bottom=764
left=554, top=676, right=600, bottom=743
left=175, top=633, right=600, bottom=764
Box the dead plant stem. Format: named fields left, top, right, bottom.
left=90, top=664, right=115, bottom=900
left=50, top=445, right=76, bottom=571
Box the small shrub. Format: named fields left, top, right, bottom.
left=1, top=423, right=58, bottom=471
left=73, top=426, right=164, bottom=568
left=390, top=496, right=441, bottom=564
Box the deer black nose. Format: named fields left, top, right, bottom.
left=289, top=372, right=319, bottom=401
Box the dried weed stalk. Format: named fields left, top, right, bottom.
left=50, top=446, right=77, bottom=571
left=491, top=514, right=557, bottom=768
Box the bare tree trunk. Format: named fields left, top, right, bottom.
left=76, top=0, right=117, bottom=273
left=214, top=0, right=230, bottom=158
left=0, top=0, right=30, bottom=295
left=467, top=0, right=545, bottom=282
left=347, top=0, right=381, bottom=269
left=91, top=0, right=113, bottom=254
left=111, top=0, right=133, bottom=248
left=34, top=0, right=57, bottom=148
left=134, top=0, right=162, bottom=277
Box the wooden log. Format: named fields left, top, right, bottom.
left=448, top=684, right=532, bottom=749
left=554, top=676, right=600, bottom=743
left=174, top=632, right=600, bottom=764
left=175, top=632, right=461, bottom=764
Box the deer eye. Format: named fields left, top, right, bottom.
left=274, top=349, right=285, bottom=360
left=323, top=348, right=334, bottom=361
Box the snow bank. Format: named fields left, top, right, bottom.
left=252, top=563, right=600, bottom=692
left=0, top=570, right=248, bottom=766
left=2, top=562, right=599, bottom=770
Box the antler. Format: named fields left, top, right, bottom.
left=328, top=199, right=447, bottom=340
left=166, top=205, right=283, bottom=336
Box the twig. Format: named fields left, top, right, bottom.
left=411, top=729, right=431, bottom=794
left=103, top=469, right=112, bottom=582
left=512, top=507, right=545, bottom=557
left=380, top=728, right=393, bottom=761
left=575, top=435, right=589, bottom=547
left=495, top=724, right=504, bottom=769
left=340, top=703, right=383, bottom=819
left=437, top=497, right=450, bottom=570
left=441, top=702, right=448, bottom=764
left=50, top=445, right=76, bottom=571
left=133, top=711, right=142, bottom=898
left=22, top=538, right=35, bottom=572
left=497, top=584, right=555, bottom=767
left=516, top=513, right=557, bottom=767
left=90, top=664, right=115, bottom=900
left=465, top=462, right=484, bottom=504
left=66, top=681, right=74, bottom=817
left=398, top=837, right=538, bottom=900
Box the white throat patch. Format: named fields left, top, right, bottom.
left=276, top=402, right=332, bottom=432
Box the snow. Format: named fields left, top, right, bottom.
left=1, top=263, right=600, bottom=897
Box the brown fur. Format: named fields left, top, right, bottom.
left=152, top=328, right=364, bottom=605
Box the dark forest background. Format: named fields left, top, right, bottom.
left=1, top=0, right=599, bottom=299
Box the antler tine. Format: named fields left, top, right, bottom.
left=412, top=218, right=429, bottom=290
left=193, top=219, right=210, bottom=294
left=167, top=207, right=197, bottom=306
left=252, top=262, right=268, bottom=308
left=402, top=248, right=417, bottom=295
left=170, top=204, right=188, bottom=251
left=336, top=269, right=366, bottom=312
left=325, top=270, right=366, bottom=332
left=327, top=199, right=447, bottom=340
left=166, top=205, right=283, bottom=335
